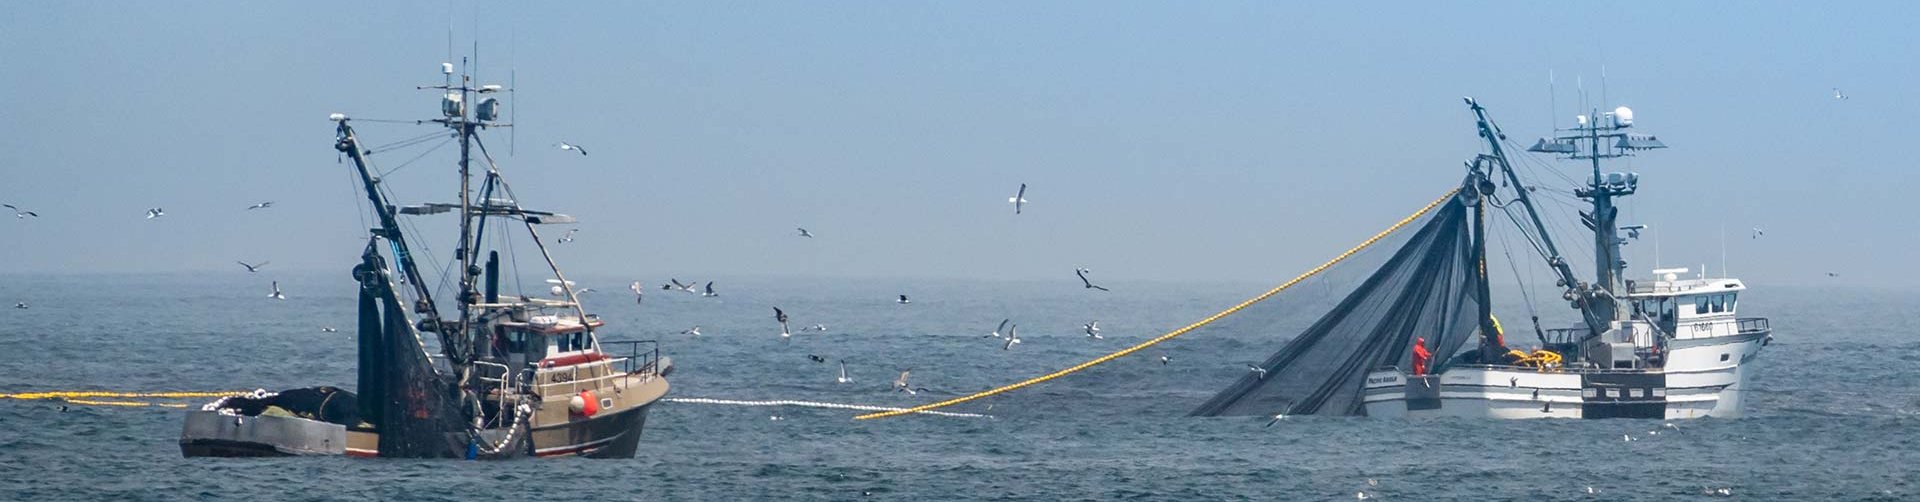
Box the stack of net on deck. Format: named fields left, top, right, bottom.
left=1190, top=197, right=1486, bottom=417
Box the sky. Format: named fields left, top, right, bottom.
left=1, top=1, right=1914, bottom=289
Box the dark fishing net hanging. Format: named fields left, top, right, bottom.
left=1190, top=192, right=1487, bottom=417
left=355, top=247, right=472, bottom=458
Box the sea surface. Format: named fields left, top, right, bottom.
left=1, top=272, right=1915, bottom=500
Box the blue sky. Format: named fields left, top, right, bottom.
left=1, top=2, right=1912, bottom=288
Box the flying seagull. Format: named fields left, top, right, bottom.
left=702, top=281, right=718, bottom=297
left=557, top=229, right=576, bottom=244
left=984, top=319, right=1010, bottom=339
left=237, top=261, right=269, bottom=273
left=1008, top=183, right=1028, bottom=214
left=774, top=307, right=791, bottom=344
left=321, top=327, right=338, bottom=333
left=268, top=281, right=286, bottom=300
left=246, top=201, right=274, bottom=211
left=665, top=279, right=697, bottom=293
left=1750, top=227, right=1764, bottom=239
left=629, top=281, right=645, bottom=304
left=797, top=227, right=813, bottom=238
left=1833, top=88, right=1848, bottom=100
left=3, top=204, right=38, bottom=218
left=1263, top=402, right=1293, bottom=427
left=1002, top=324, right=1021, bottom=350
left=893, top=370, right=916, bottom=394
left=837, top=360, right=853, bottom=384
left=897, top=294, right=910, bottom=305
left=1075, top=267, right=1110, bottom=292
left=146, top=208, right=165, bottom=219
left=681, top=326, right=701, bottom=336
left=555, top=141, right=588, bottom=156
left=1826, top=272, right=1839, bottom=277
left=1246, top=364, right=1268, bottom=380
left=1083, top=320, right=1102, bottom=339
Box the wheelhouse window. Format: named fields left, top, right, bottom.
left=1693, top=296, right=1708, bottom=315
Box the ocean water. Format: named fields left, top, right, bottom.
left=2, top=271, right=1916, bottom=500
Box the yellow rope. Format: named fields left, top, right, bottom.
left=1, top=391, right=247, bottom=400
left=62, top=398, right=190, bottom=408
left=855, top=189, right=1461, bottom=420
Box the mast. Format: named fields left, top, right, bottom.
left=1528, top=102, right=1665, bottom=326
left=332, top=118, right=458, bottom=360
left=1463, top=98, right=1600, bottom=335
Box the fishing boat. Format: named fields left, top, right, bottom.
left=1194, top=98, right=1769, bottom=420
left=183, top=61, right=671, bottom=458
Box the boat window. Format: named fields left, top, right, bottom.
left=1693, top=296, right=1708, bottom=315
left=1726, top=293, right=1737, bottom=313
left=1711, top=295, right=1726, bottom=313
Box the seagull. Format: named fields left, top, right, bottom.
left=1622, top=434, right=1635, bottom=442
left=146, top=208, right=165, bottom=219
left=629, top=281, right=645, bottom=304
left=1833, top=88, right=1848, bottom=100
left=1263, top=403, right=1293, bottom=427
left=555, top=141, right=588, bottom=156
left=12, top=302, right=26, bottom=309
left=1160, top=354, right=1171, bottom=365
left=245, top=201, right=274, bottom=211
left=1587, top=486, right=1598, bottom=494
left=1247, top=364, right=1268, bottom=380
left=237, top=261, right=269, bottom=273
left=774, top=307, right=791, bottom=344
left=666, top=279, right=697, bottom=293
left=808, top=354, right=827, bottom=363
left=681, top=326, right=701, bottom=336
left=897, top=294, right=910, bottom=305
left=893, top=370, right=915, bottom=394
left=1075, top=267, right=1110, bottom=292
left=797, top=227, right=813, bottom=238
left=1663, top=422, right=1679, bottom=432
left=807, top=324, right=828, bottom=332
left=1750, top=227, right=1763, bottom=239
left=268, top=281, right=286, bottom=300
left=769, top=414, right=783, bottom=421
left=321, top=327, right=338, bottom=333
left=837, top=361, right=853, bottom=384
left=1355, top=491, right=1369, bottom=500
left=1008, top=183, right=1027, bottom=214
left=984, top=319, right=1010, bottom=339
left=58, top=404, right=68, bottom=412
left=1002, top=324, right=1021, bottom=350
left=557, top=229, right=576, bottom=244
left=3, top=204, right=38, bottom=218
left=702, top=281, right=718, bottom=297
left=1083, top=320, right=1102, bottom=339
left=1368, top=479, right=1379, bottom=488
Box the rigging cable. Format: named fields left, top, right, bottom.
left=855, top=188, right=1460, bottom=420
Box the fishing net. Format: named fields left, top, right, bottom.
left=355, top=247, right=472, bottom=458
left=1190, top=194, right=1488, bottom=417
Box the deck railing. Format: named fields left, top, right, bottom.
left=1735, top=317, right=1770, bottom=335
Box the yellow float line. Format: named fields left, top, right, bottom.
left=1, top=391, right=247, bottom=400
left=855, top=189, right=1460, bottom=420
left=63, top=398, right=190, bottom=408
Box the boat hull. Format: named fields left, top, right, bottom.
left=1364, top=356, right=1756, bottom=419
left=180, top=410, right=347, bottom=457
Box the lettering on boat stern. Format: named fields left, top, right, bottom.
left=1580, top=372, right=1667, bottom=419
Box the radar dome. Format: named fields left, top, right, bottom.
left=1613, top=106, right=1634, bottom=127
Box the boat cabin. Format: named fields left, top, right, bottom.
left=488, top=312, right=607, bottom=371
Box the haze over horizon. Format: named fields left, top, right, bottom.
left=2, top=2, right=1912, bottom=289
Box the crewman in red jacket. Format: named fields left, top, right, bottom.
left=1412, top=337, right=1432, bottom=376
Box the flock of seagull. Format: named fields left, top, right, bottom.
left=5, top=200, right=292, bottom=307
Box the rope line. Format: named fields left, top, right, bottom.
left=1, top=391, right=246, bottom=400
left=63, top=399, right=189, bottom=408
left=854, top=189, right=1461, bottom=420
left=664, top=397, right=992, bottom=418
